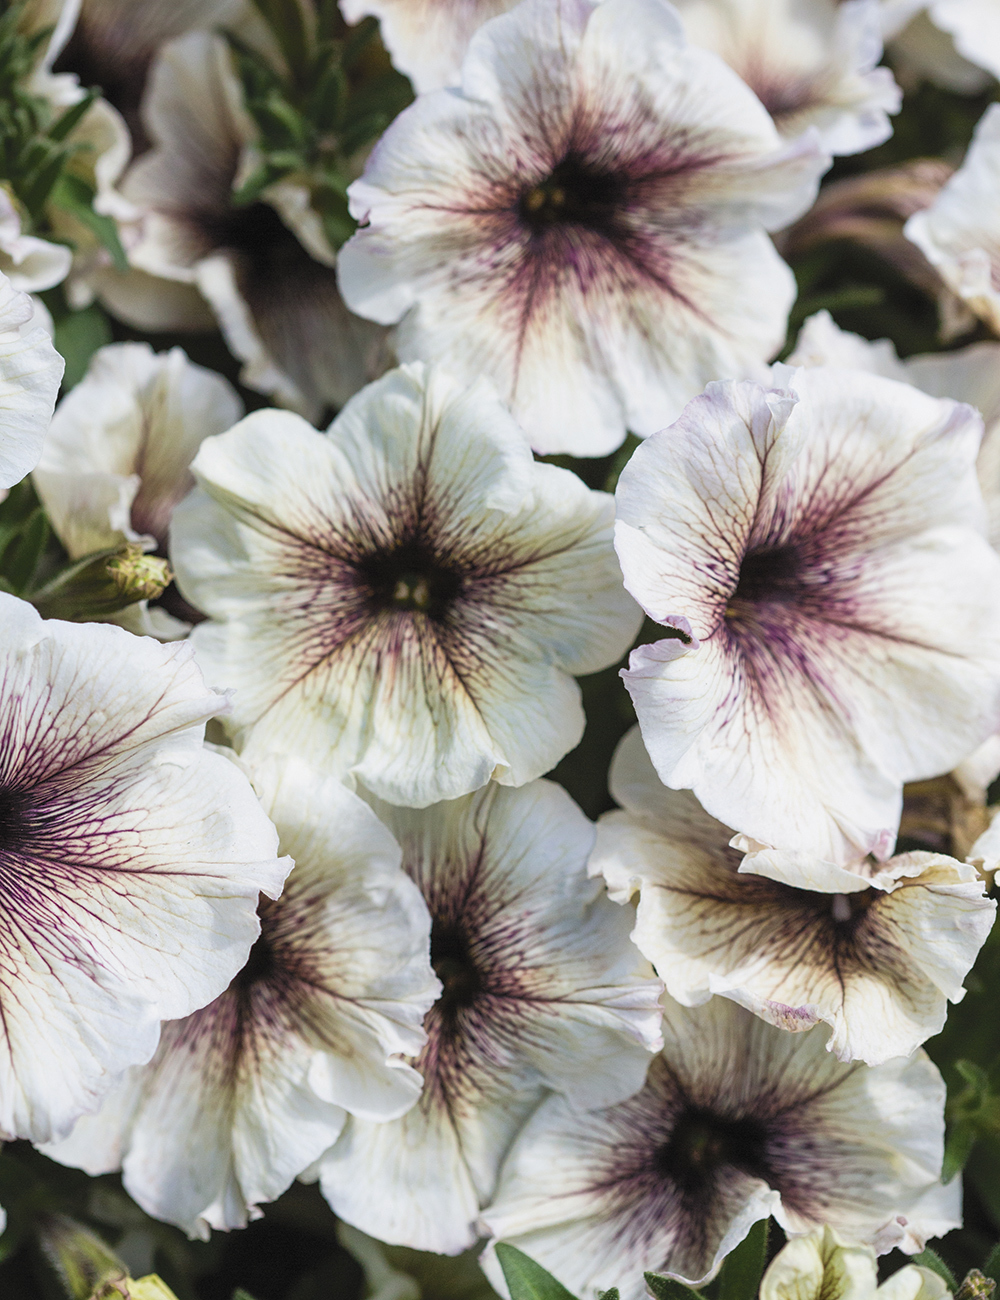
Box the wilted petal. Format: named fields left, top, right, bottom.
left=339, top=0, right=828, bottom=456
left=171, top=363, right=640, bottom=806
left=616, top=364, right=1000, bottom=861
left=0, top=594, right=290, bottom=1143
left=480, top=999, right=950, bottom=1300
left=44, top=753, right=436, bottom=1237
left=34, top=341, right=242, bottom=559
left=319, top=779, right=663, bottom=1253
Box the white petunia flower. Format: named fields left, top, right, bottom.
left=171, top=363, right=641, bottom=807
left=338, top=0, right=828, bottom=458
left=760, top=1227, right=950, bottom=1300
left=616, top=363, right=1000, bottom=863
left=905, top=105, right=1000, bottom=338
left=0, top=594, right=291, bottom=1144
left=593, top=726, right=996, bottom=1064
left=44, top=753, right=437, bottom=1239
left=318, top=779, right=664, bottom=1254
left=33, top=342, right=242, bottom=562
left=105, top=31, right=386, bottom=421
left=672, top=0, right=900, bottom=155
left=0, top=190, right=72, bottom=293
left=789, top=311, right=1000, bottom=800
left=0, top=270, right=64, bottom=489
left=479, top=998, right=956, bottom=1299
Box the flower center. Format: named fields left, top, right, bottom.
left=829, top=888, right=876, bottom=928
left=653, top=1106, right=771, bottom=1193
left=0, top=786, right=30, bottom=849
left=232, top=932, right=277, bottom=992
left=360, top=542, right=463, bottom=619
left=519, top=155, right=622, bottom=235
left=430, top=920, right=483, bottom=1012
left=731, top=543, right=803, bottom=607
left=207, top=200, right=302, bottom=266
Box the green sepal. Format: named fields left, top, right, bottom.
left=495, top=1243, right=579, bottom=1300
left=913, top=1249, right=959, bottom=1292
left=644, top=1273, right=702, bottom=1300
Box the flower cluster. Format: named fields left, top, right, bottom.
left=3, top=0, right=1000, bottom=1297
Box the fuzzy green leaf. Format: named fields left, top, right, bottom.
left=914, top=1250, right=959, bottom=1292
left=495, top=1244, right=579, bottom=1300
left=644, top=1274, right=702, bottom=1300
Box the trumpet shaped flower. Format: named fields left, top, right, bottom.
left=45, top=755, right=438, bottom=1238
left=338, top=0, right=828, bottom=457
left=318, top=779, right=664, bottom=1254
left=0, top=594, right=290, bottom=1144
left=616, top=363, right=1000, bottom=862
left=480, top=998, right=956, bottom=1299
left=33, top=342, right=242, bottom=561
left=592, top=727, right=996, bottom=1063
left=673, top=0, right=900, bottom=155
left=171, top=363, right=641, bottom=806
left=760, top=1227, right=950, bottom=1300
left=0, top=271, right=64, bottom=489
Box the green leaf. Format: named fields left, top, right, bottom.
left=597, top=1291, right=620, bottom=1300
left=232, top=1290, right=259, bottom=1300
left=47, top=87, right=98, bottom=143
left=914, top=1250, right=958, bottom=1292
left=53, top=304, right=113, bottom=391
left=718, top=1220, right=769, bottom=1300
left=49, top=172, right=128, bottom=271
left=2, top=506, right=49, bottom=594
left=943, top=1118, right=979, bottom=1182
left=982, top=1244, right=1000, bottom=1285
left=494, top=1244, right=579, bottom=1300
left=644, top=1274, right=702, bottom=1300
left=250, top=0, right=309, bottom=80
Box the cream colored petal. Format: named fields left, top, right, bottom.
left=759, top=1227, right=878, bottom=1300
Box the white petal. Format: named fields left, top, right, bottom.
left=0, top=272, right=64, bottom=488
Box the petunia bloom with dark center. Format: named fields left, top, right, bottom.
left=480, top=998, right=956, bottom=1300
left=318, top=779, right=664, bottom=1255
left=338, top=0, right=828, bottom=456
left=618, top=364, right=1000, bottom=862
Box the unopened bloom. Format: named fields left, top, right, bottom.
left=673, top=0, right=900, bottom=155
left=0, top=594, right=290, bottom=1144
left=106, top=31, right=386, bottom=420
left=45, top=754, right=437, bottom=1238
left=593, top=726, right=995, bottom=1063
left=171, top=363, right=640, bottom=806
left=0, top=271, right=64, bottom=488
left=480, top=998, right=956, bottom=1300
left=905, top=105, right=1000, bottom=338
left=338, top=0, right=827, bottom=457
left=318, top=779, right=664, bottom=1254
left=33, top=342, right=242, bottom=561
left=616, top=363, right=1000, bottom=862
left=760, top=1227, right=950, bottom=1300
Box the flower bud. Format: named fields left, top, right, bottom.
left=30, top=543, right=172, bottom=622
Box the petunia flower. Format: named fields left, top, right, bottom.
left=170, top=363, right=642, bottom=807
left=317, top=778, right=664, bottom=1254
left=337, top=0, right=828, bottom=458
left=44, top=753, right=438, bottom=1239
left=102, top=30, right=387, bottom=421
left=479, top=997, right=957, bottom=1299
left=592, top=726, right=996, bottom=1064
left=33, top=341, right=242, bottom=562
left=905, top=105, right=1000, bottom=339
left=672, top=0, right=900, bottom=155
left=615, top=363, right=1000, bottom=863
left=759, top=1227, right=950, bottom=1300
left=0, top=594, right=291, bottom=1144
left=0, top=270, right=64, bottom=489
